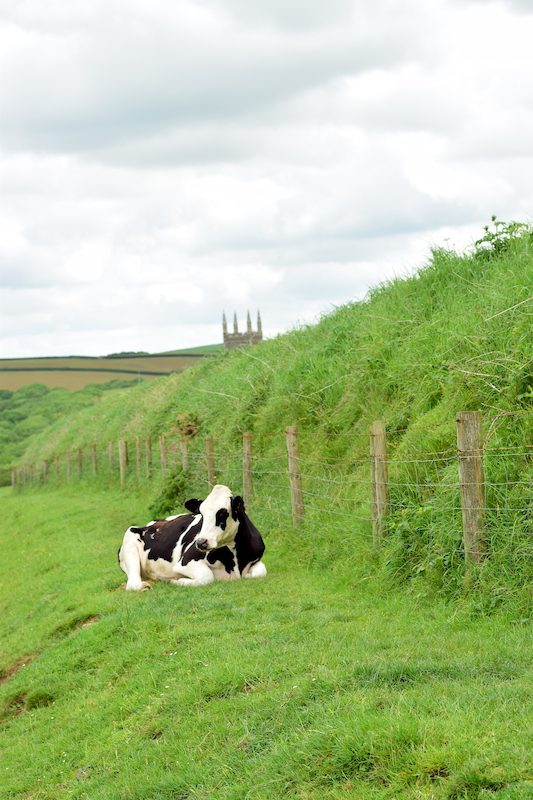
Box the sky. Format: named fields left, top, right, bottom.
left=1, top=0, right=532, bottom=358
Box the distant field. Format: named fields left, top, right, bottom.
left=0, top=350, right=219, bottom=391
left=0, top=370, right=161, bottom=391
left=162, top=344, right=224, bottom=355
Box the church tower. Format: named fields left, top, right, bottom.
left=223, top=310, right=264, bottom=350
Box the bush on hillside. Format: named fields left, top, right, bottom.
left=473, top=215, right=533, bottom=260
left=147, top=465, right=190, bottom=518
left=172, top=411, right=201, bottom=438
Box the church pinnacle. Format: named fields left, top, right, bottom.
left=222, top=310, right=264, bottom=350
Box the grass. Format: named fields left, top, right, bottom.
left=1, top=484, right=532, bottom=799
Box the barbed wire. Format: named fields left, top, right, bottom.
left=43, top=443, right=532, bottom=470
left=16, top=451, right=533, bottom=478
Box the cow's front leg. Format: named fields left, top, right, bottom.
left=243, top=560, right=267, bottom=579
left=170, top=560, right=215, bottom=587
left=119, top=534, right=151, bottom=591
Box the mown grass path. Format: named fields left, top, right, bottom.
left=1, top=488, right=531, bottom=799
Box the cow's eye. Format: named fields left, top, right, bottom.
left=215, top=509, right=229, bottom=530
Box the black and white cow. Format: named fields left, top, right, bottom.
left=118, top=484, right=266, bottom=590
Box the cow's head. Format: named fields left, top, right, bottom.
left=184, top=484, right=244, bottom=551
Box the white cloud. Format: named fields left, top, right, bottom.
left=502, top=0, right=533, bottom=12
left=0, top=0, right=423, bottom=155
left=1, top=0, right=533, bottom=358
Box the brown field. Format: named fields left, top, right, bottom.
left=0, top=353, right=212, bottom=391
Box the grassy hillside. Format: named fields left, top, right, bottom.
left=19, top=222, right=533, bottom=611
left=1, top=486, right=532, bottom=799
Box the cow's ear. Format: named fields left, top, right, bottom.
left=184, top=498, right=202, bottom=513
left=231, top=495, right=245, bottom=520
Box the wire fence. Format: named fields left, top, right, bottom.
left=12, top=410, right=532, bottom=567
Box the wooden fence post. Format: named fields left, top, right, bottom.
left=179, top=438, right=189, bottom=472
left=159, top=435, right=167, bottom=473
left=77, top=448, right=83, bottom=480
left=66, top=452, right=72, bottom=482
left=145, top=437, right=153, bottom=478
left=91, top=444, right=98, bottom=476
left=456, top=411, right=486, bottom=563
left=243, top=432, right=253, bottom=507
left=135, top=437, right=141, bottom=480
left=286, top=426, right=304, bottom=525
left=206, top=436, right=216, bottom=487
left=370, top=420, right=389, bottom=545
left=118, top=440, right=128, bottom=487
left=11, top=469, right=16, bottom=489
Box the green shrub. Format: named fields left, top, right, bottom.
left=147, top=465, right=190, bottom=518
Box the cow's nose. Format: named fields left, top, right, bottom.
left=197, top=538, right=209, bottom=551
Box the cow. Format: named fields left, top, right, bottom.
left=118, top=484, right=267, bottom=590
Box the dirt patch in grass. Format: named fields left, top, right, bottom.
left=53, top=613, right=100, bottom=637
left=0, top=691, right=28, bottom=723
left=427, top=764, right=451, bottom=781
left=79, top=615, right=99, bottom=628
left=200, top=676, right=270, bottom=703
left=1, top=687, right=56, bottom=724
left=0, top=655, right=35, bottom=687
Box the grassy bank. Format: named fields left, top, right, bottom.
left=1, top=486, right=532, bottom=799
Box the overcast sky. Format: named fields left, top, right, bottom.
left=1, top=0, right=532, bottom=357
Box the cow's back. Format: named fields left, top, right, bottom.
left=125, top=513, right=203, bottom=577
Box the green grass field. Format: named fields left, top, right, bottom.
left=1, top=484, right=531, bottom=800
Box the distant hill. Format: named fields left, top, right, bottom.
left=161, top=344, right=225, bottom=355
left=0, top=345, right=223, bottom=391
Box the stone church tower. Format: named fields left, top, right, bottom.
left=223, top=311, right=263, bottom=350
